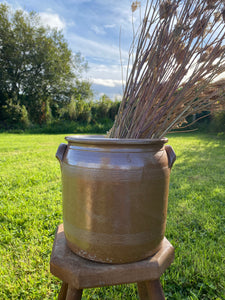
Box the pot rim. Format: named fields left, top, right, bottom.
left=65, top=134, right=168, bottom=145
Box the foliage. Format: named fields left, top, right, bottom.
left=1, top=99, right=30, bottom=129
left=91, top=94, right=121, bottom=122
left=0, top=4, right=92, bottom=126
left=0, top=95, right=120, bottom=134
left=0, top=133, right=224, bottom=299
left=58, top=95, right=120, bottom=130
left=22, top=120, right=114, bottom=135
left=210, top=110, right=225, bottom=134
left=110, top=0, right=225, bottom=138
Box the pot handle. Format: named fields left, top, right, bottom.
left=165, top=145, right=176, bottom=169
left=56, top=143, right=67, bottom=163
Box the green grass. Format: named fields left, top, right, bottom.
left=0, top=132, right=224, bottom=299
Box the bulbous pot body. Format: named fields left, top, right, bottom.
left=56, top=135, right=176, bottom=264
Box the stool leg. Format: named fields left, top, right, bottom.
left=137, top=280, right=165, bottom=300
left=137, top=282, right=149, bottom=299
left=58, top=282, right=68, bottom=300
left=65, top=285, right=83, bottom=300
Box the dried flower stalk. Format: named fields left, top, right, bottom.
left=109, top=0, right=225, bottom=139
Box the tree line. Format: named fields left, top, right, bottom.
left=0, top=4, right=120, bottom=130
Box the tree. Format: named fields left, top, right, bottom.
left=0, top=4, right=92, bottom=125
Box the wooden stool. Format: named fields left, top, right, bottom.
left=50, top=224, right=174, bottom=300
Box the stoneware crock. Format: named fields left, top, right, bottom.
left=56, top=135, right=176, bottom=264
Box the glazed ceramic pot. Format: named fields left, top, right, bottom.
left=56, top=135, right=176, bottom=264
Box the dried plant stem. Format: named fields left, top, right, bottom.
left=109, top=0, right=225, bottom=139
left=119, top=26, right=124, bottom=94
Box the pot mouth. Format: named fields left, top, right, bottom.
left=65, top=134, right=168, bottom=145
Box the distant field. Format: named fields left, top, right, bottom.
left=0, top=133, right=224, bottom=299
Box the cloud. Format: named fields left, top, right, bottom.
left=104, top=24, right=116, bottom=29
left=99, top=1, right=138, bottom=33
left=92, top=78, right=121, bottom=87
left=66, top=0, right=92, bottom=3
left=91, top=25, right=106, bottom=35
left=113, top=94, right=123, bottom=101
left=88, top=63, right=123, bottom=82
left=69, top=33, right=128, bottom=64
left=39, top=12, right=66, bottom=30
left=92, top=83, right=123, bottom=99
left=87, top=63, right=123, bottom=98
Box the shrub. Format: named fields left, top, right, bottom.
left=59, top=97, right=92, bottom=123
left=39, top=100, right=53, bottom=125
left=210, top=111, right=225, bottom=134
left=1, top=99, right=30, bottom=129
left=91, top=96, right=120, bottom=123
left=20, top=105, right=30, bottom=128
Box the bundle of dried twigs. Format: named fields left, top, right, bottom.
left=109, top=0, right=225, bottom=138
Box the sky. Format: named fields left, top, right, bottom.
left=1, top=0, right=142, bottom=99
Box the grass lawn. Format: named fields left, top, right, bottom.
left=0, top=132, right=224, bottom=299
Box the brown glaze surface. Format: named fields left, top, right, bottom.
left=56, top=135, right=175, bottom=263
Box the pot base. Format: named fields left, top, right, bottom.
left=65, top=236, right=163, bottom=264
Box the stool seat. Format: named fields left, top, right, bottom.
left=50, top=224, right=174, bottom=299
